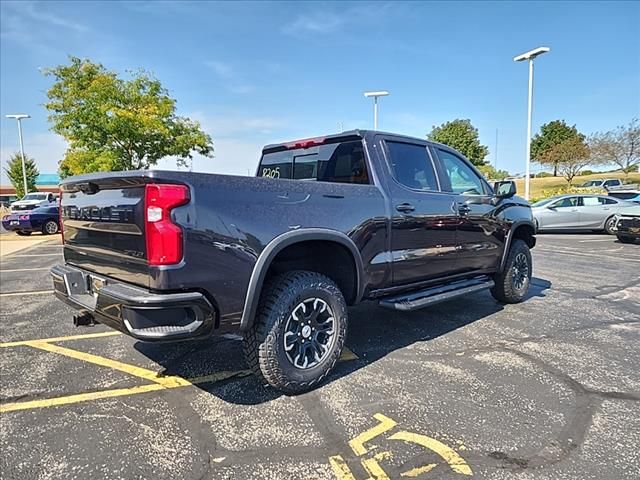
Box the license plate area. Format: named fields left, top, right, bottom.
left=10, top=221, right=19, bottom=226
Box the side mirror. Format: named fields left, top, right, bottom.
left=493, top=180, right=516, bottom=198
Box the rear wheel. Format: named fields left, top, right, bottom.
left=42, top=220, right=59, bottom=235
left=243, top=271, right=348, bottom=394
left=604, top=216, right=617, bottom=235
left=491, top=239, right=532, bottom=304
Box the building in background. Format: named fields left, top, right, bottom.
left=0, top=173, right=60, bottom=206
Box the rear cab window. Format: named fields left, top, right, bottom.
left=258, top=140, right=370, bottom=185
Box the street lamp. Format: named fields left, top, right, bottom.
left=513, top=47, right=550, bottom=200
left=5, top=114, right=31, bottom=197
left=363, top=91, right=389, bottom=130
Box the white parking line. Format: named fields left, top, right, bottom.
left=578, top=238, right=620, bottom=243
left=0, top=290, right=52, bottom=297
left=0, top=267, right=51, bottom=273
left=5, top=253, right=61, bottom=257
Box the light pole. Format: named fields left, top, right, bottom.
left=5, top=114, right=31, bottom=197
left=513, top=47, right=550, bottom=200
left=363, top=91, right=389, bottom=130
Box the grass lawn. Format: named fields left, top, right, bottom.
left=513, top=171, right=640, bottom=201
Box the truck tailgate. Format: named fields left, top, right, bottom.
left=60, top=175, right=149, bottom=288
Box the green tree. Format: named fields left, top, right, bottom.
left=477, top=163, right=510, bottom=180
left=427, top=119, right=488, bottom=166
left=530, top=120, right=585, bottom=176
left=44, top=57, right=213, bottom=176
left=589, top=118, right=639, bottom=178
left=539, top=137, right=591, bottom=185
left=3, top=153, right=39, bottom=198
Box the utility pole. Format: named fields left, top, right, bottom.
left=5, top=114, right=31, bottom=196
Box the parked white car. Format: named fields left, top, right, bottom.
left=10, top=192, right=56, bottom=212
left=531, top=194, right=636, bottom=234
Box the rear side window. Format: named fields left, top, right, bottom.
left=385, top=142, right=439, bottom=191
left=259, top=141, right=369, bottom=185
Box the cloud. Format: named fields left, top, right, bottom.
left=283, top=12, right=345, bottom=35
left=0, top=1, right=88, bottom=50
left=155, top=137, right=264, bottom=176
left=205, top=61, right=235, bottom=79
left=204, top=60, right=255, bottom=95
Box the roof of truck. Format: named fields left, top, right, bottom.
left=262, top=130, right=442, bottom=153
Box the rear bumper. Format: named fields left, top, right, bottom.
left=51, top=264, right=216, bottom=341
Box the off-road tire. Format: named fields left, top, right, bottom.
left=243, top=271, right=348, bottom=395
left=617, top=234, right=637, bottom=244
left=42, top=220, right=59, bottom=235
left=604, top=216, right=617, bottom=235
left=491, top=239, right=532, bottom=304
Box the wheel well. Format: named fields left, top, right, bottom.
left=265, top=240, right=358, bottom=305
left=512, top=223, right=536, bottom=248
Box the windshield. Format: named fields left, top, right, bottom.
left=22, top=193, right=47, bottom=200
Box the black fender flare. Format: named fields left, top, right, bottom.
left=499, top=220, right=536, bottom=272
left=240, top=228, right=365, bottom=331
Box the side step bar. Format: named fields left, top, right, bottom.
left=379, top=276, right=495, bottom=312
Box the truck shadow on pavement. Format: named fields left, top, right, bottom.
left=134, top=277, right=551, bottom=405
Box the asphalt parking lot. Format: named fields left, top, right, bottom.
left=0, top=234, right=638, bottom=480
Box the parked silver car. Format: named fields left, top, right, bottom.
left=531, top=194, right=636, bottom=234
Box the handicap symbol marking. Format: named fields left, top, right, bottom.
left=329, top=413, right=472, bottom=479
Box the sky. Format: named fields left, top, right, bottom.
left=1, top=0, right=639, bottom=183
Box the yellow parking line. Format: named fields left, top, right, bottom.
left=328, top=456, right=357, bottom=480
left=0, top=370, right=249, bottom=413
left=349, top=412, right=398, bottom=455
left=389, top=430, right=473, bottom=476
left=28, top=341, right=192, bottom=387
left=0, top=331, right=122, bottom=348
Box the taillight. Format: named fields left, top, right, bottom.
left=19, top=215, right=29, bottom=220
left=145, top=183, right=190, bottom=266
left=284, top=136, right=326, bottom=149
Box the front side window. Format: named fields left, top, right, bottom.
left=437, top=149, right=487, bottom=195
left=385, top=141, right=438, bottom=191
left=552, top=197, right=580, bottom=208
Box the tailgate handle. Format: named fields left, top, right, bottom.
left=77, top=182, right=100, bottom=194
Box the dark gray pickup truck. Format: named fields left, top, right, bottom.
left=51, top=130, right=536, bottom=393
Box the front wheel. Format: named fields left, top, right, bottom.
left=243, top=271, right=348, bottom=394
left=604, top=216, right=617, bottom=235
left=42, top=220, right=59, bottom=235
left=491, top=239, right=532, bottom=304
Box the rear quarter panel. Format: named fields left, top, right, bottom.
left=154, top=172, right=388, bottom=328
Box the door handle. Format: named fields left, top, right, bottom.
left=395, top=203, right=415, bottom=213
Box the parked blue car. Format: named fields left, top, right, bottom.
left=2, top=206, right=60, bottom=236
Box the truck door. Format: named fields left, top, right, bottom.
left=381, top=140, right=459, bottom=285
left=433, top=147, right=503, bottom=273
